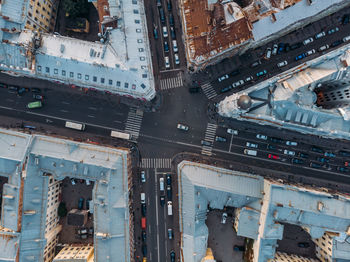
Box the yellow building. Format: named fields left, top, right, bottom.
left=53, top=244, right=94, bottom=262
left=25, top=0, right=58, bottom=32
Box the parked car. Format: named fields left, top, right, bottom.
left=311, top=146, right=323, bottom=153
left=292, top=158, right=304, bottom=164
left=331, top=40, right=342, bottom=47
left=221, top=212, right=228, bottom=224
left=157, top=0, right=162, bottom=7
left=86, top=198, right=91, bottom=210
left=164, top=41, right=169, bottom=52
left=141, top=171, right=146, bottom=183
left=256, top=70, right=267, bottom=77
left=272, top=44, right=278, bottom=55
left=303, top=37, right=314, bottom=45
left=315, top=31, right=326, bottom=39
left=31, top=87, right=41, bottom=93
left=168, top=228, right=173, bottom=239
left=277, top=43, right=285, bottom=54
left=153, top=27, right=158, bottom=39
left=286, top=141, right=297, bottom=146
left=78, top=197, right=84, bottom=210
left=166, top=174, right=172, bottom=185
left=324, top=152, right=336, bottom=157
left=298, top=152, right=309, bottom=158
left=218, top=74, right=229, bottom=82
left=265, top=47, right=272, bottom=59
left=328, top=27, right=339, bottom=35
left=167, top=0, right=172, bottom=11
left=316, top=157, right=329, bottom=163
left=177, top=123, right=189, bottom=131
left=142, top=230, right=147, bottom=241
left=174, top=54, right=180, bottom=65
left=246, top=142, right=258, bottom=148
left=290, top=42, right=302, bottom=50
left=227, top=128, right=238, bottom=135
left=270, top=137, right=283, bottom=143
left=170, top=251, right=175, bottom=262
left=310, top=162, right=322, bottom=168
left=0, top=83, right=7, bottom=88
left=169, top=13, right=174, bottom=26
left=318, top=44, right=329, bottom=52
left=142, top=245, right=147, bottom=256
left=339, top=151, right=350, bottom=157
left=165, top=56, right=170, bottom=69
left=305, top=49, right=316, bottom=56
left=215, top=136, right=227, bottom=142
left=268, top=154, right=280, bottom=160
left=277, top=61, right=288, bottom=68
left=160, top=195, right=165, bottom=206
left=256, top=134, right=268, bottom=140
left=343, top=35, right=350, bottom=42
left=220, top=86, right=232, bottom=93
left=231, top=70, right=240, bottom=76
left=295, top=53, right=306, bottom=61
left=338, top=166, right=348, bottom=172
left=267, top=144, right=277, bottom=150
left=232, top=80, right=244, bottom=88
left=170, top=26, right=176, bottom=38
left=342, top=14, right=350, bottom=25
left=283, top=149, right=295, bottom=156
left=250, top=60, right=261, bottom=68
left=245, top=76, right=253, bottom=83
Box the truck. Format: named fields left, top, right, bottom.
left=110, top=130, right=131, bottom=140
left=244, top=149, right=257, bottom=156
left=141, top=217, right=146, bottom=229
left=65, top=121, right=85, bottom=131
left=167, top=201, right=173, bottom=216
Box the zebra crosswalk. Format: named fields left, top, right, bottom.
left=201, top=123, right=217, bottom=156
left=124, top=107, right=143, bottom=139
left=201, top=82, right=217, bottom=99
left=159, top=73, right=183, bottom=90
left=140, top=158, right=172, bottom=169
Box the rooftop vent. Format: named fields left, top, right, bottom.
left=60, top=44, right=65, bottom=53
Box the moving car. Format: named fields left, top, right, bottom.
left=33, top=94, right=43, bottom=100
left=166, top=174, right=172, bottom=185
left=170, top=26, right=176, bottom=38
left=220, top=86, right=232, bottom=93
left=31, top=87, right=41, bottom=93
left=172, top=40, right=178, bottom=52
left=268, top=154, right=280, bottom=160
left=286, top=141, right=297, bottom=146
left=265, top=47, right=272, bottom=59
left=256, top=134, right=268, bottom=140
left=167, top=186, right=172, bottom=200
left=141, top=171, right=146, bottom=183
left=170, top=251, right=175, bottom=262
left=153, top=27, right=158, bottom=39
left=245, top=76, right=253, bottom=83
left=342, top=14, right=350, bottom=25
left=344, top=35, right=350, bottom=42
left=168, top=228, right=173, bottom=239
left=227, top=128, right=238, bottom=135
left=316, top=157, right=329, bottom=163
left=292, top=158, right=304, bottom=164
left=283, top=149, right=295, bottom=156
left=221, top=212, right=228, bottom=224
left=169, top=13, right=174, bottom=26
left=324, top=152, right=336, bottom=157
left=295, top=53, right=306, bottom=61
left=167, top=0, right=172, bottom=11
left=277, top=61, right=288, bottom=68
left=141, top=193, right=146, bottom=204
left=201, top=140, right=211, bottom=146
left=244, top=149, right=257, bottom=156
left=160, top=195, right=165, bottom=206
left=327, top=27, right=339, bottom=35
left=339, top=151, right=350, bottom=157
left=27, top=101, right=42, bottom=109
left=141, top=203, right=147, bottom=216
left=338, top=166, right=348, bottom=172
left=142, top=230, right=147, bottom=241
left=315, top=31, right=326, bottom=39
left=142, top=245, right=147, bottom=256
left=177, top=123, right=189, bottom=131
left=298, top=152, right=309, bottom=158
left=310, top=162, right=322, bottom=168
left=246, top=142, right=258, bottom=148
left=164, top=41, right=169, bottom=52
left=303, top=37, right=314, bottom=45
left=218, top=74, right=229, bottom=82
left=215, top=136, right=227, bottom=142
left=290, top=42, right=302, bottom=50
left=162, top=26, right=168, bottom=37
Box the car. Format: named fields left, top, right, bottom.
left=328, top=27, right=339, bottom=35
left=267, top=144, right=277, bottom=150
left=142, top=230, right=147, bottom=241
left=170, top=251, right=175, bottom=262
left=141, top=171, right=146, bottom=183
left=295, top=53, right=306, bottom=61
left=169, top=13, right=174, bottom=26
left=174, top=54, right=180, bottom=65
left=272, top=44, right=278, bottom=55
left=250, top=60, right=261, bottom=68
left=277, top=43, right=285, bottom=54
left=277, top=61, right=288, bottom=68
left=0, top=83, right=7, bottom=88
left=345, top=161, right=349, bottom=167
left=31, top=87, right=41, bottom=93
left=18, top=87, right=27, bottom=95
left=177, top=123, right=189, bottom=131
left=303, top=37, right=314, bottom=45
left=168, top=228, right=173, bottom=239
left=311, top=146, right=323, bottom=153
left=256, top=134, right=267, bottom=140
left=78, top=197, right=84, bottom=210
left=245, top=76, right=253, bottom=83
left=298, top=242, right=310, bottom=248
left=165, top=56, right=170, bottom=69
left=316, top=157, right=329, bottom=163
left=86, top=198, right=91, bottom=210
left=189, top=87, right=200, bottom=93
left=310, top=162, right=322, bottom=168
left=220, top=86, right=232, bottom=93
left=286, top=141, right=297, bottom=146
left=298, top=152, right=309, bottom=158
left=141, top=203, right=147, bottom=216
left=153, top=27, right=158, bottom=39
left=343, top=35, right=350, bottom=42
left=318, top=44, right=329, bottom=52
left=232, top=80, right=244, bottom=88
left=290, top=42, right=302, bottom=50
left=292, top=158, right=304, bottom=164
left=162, top=26, right=168, bottom=38
left=172, top=40, right=178, bottom=52
left=270, top=137, right=283, bottom=143
left=315, top=31, right=326, bottom=39
left=265, top=47, right=272, bottom=59
left=221, top=212, right=228, bottom=224
left=167, top=0, right=172, bottom=11
left=164, top=41, right=169, bottom=52
left=166, top=174, right=172, bottom=185
left=71, top=178, right=76, bottom=185
left=331, top=40, right=342, bottom=47
left=157, top=0, right=162, bottom=7
left=246, top=142, right=258, bottom=148
left=283, top=149, right=295, bottom=156
left=142, top=245, right=147, bottom=256
left=338, top=167, right=349, bottom=172
left=201, top=140, right=211, bottom=146
left=218, top=74, right=229, bottom=82
left=268, top=154, right=280, bottom=160
left=231, top=70, right=240, bottom=76
left=305, top=49, right=315, bottom=56
left=27, top=101, right=42, bottom=109
left=227, top=128, right=238, bottom=135
left=160, top=195, right=165, bottom=206
left=167, top=185, right=172, bottom=200
left=88, top=227, right=93, bottom=235
left=170, top=26, right=176, bottom=38
left=324, top=152, right=336, bottom=157
left=342, top=14, right=350, bottom=25
left=339, top=151, right=350, bottom=157
left=159, top=7, right=165, bottom=23
left=256, top=70, right=267, bottom=77
left=215, top=136, right=227, bottom=142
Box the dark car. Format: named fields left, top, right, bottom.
left=284, top=43, right=290, bottom=52
left=189, top=87, right=200, bottom=93
left=201, top=140, right=211, bottom=146
left=298, top=152, right=309, bottom=158
left=233, top=245, right=245, bottom=251
left=86, top=198, right=91, bottom=210
left=141, top=203, right=147, bottom=216
left=298, top=242, right=310, bottom=248
left=339, top=151, right=350, bottom=157
left=231, top=69, right=240, bottom=76
left=160, top=195, right=165, bottom=206
left=153, top=27, right=158, bottom=39
left=311, top=146, right=323, bottom=153
left=0, top=83, right=7, bottom=88
left=142, top=245, right=147, bottom=256
left=331, top=40, right=342, bottom=47
left=33, top=94, right=43, bottom=100
left=338, top=166, right=349, bottom=172
left=157, top=0, right=162, bottom=7
left=18, top=87, right=27, bottom=96
left=170, top=251, right=175, bottom=262
left=159, top=8, right=165, bottom=23
left=316, top=157, right=329, bottom=163
left=78, top=197, right=84, bottom=210
left=167, top=185, right=172, bottom=200
left=142, top=230, right=147, bottom=241
left=324, top=152, right=336, bottom=158
left=277, top=43, right=285, bottom=54
left=167, top=0, right=172, bottom=11
left=166, top=174, right=172, bottom=185
left=267, top=144, right=277, bottom=150
left=292, top=158, right=304, bottom=164
left=164, top=41, right=169, bottom=52
left=290, top=42, right=302, bottom=50
left=169, top=14, right=174, bottom=26
left=168, top=228, right=173, bottom=239
left=31, top=87, right=41, bottom=93
left=310, top=162, right=321, bottom=169
left=170, top=26, right=176, bottom=38
left=220, top=86, right=232, bottom=93
left=342, top=14, right=350, bottom=25
left=270, top=137, right=283, bottom=143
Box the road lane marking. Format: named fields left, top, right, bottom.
left=6, top=99, right=14, bottom=102
left=229, top=133, right=234, bottom=152
left=88, top=107, right=97, bottom=110
left=61, top=101, right=70, bottom=104
left=87, top=115, right=95, bottom=118
left=60, top=109, right=68, bottom=113
left=155, top=170, right=160, bottom=262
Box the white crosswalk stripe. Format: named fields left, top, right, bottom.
left=201, top=123, right=217, bottom=156
left=124, top=107, right=143, bottom=139
left=201, top=82, right=217, bottom=99
left=159, top=73, right=183, bottom=90
left=140, top=158, right=172, bottom=169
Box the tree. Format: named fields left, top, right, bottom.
left=63, top=0, right=89, bottom=19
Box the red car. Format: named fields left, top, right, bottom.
left=268, top=154, right=280, bottom=160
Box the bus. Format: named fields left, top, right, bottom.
left=65, top=121, right=86, bottom=131
left=110, top=130, right=131, bottom=140
left=27, top=101, right=42, bottom=109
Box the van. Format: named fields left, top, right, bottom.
left=159, top=177, right=164, bottom=191
left=167, top=201, right=173, bottom=216
left=172, top=40, right=178, bottom=52
left=244, top=149, right=257, bottom=156
left=141, top=193, right=146, bottom=204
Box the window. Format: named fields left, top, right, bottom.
left=136, top=29, right=141, bottom=33
left=45, top=67, right=50, bottom=73
left=85, top=75, right=89, bottom=80
left=135, top=19, right=140, bottom=24
left=138, top=48, right=144, bottom=52
left=27, top=21, right=31, bottom=25
left=133, top=9, right=139, bottom=14
left=124, top=83, right=129, bottom=88
left=109, top=79, right=113, bottom=85
left=116, top=81, right=121, bottom=87
left=93, top=76, right=97, bottom=82
left=69, top=72, right=74, bottom=78
left=141, top=83, right=146, bottom=89
left=132, top=84, right=136, bottom=90
left=37, top=65, right=41, bottom=71
left=78, top=73, right=82, bottom=79
left=142, top=73, right=147, bottom=78
left=140, top=56, right=145, bottom=61
left=53, top=68, right=58, bottom=74
left=62, top=70, right=66, bottom=76
left=132, top=0, right=137, bottom=4
left=28, top=12, right=32, bottom=17
left=137, top=39, right=143, bottom=43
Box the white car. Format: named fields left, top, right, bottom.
left=318, top=44, right=329, bottom=52
left=265, top=47, right=272, bottom=59
left=172, top=40, right=178, bottom=52
left=165, top=56, right=170, bottom=69
left=232, top=80, right=244, bottom=88
left=177, top=123, right=189, bottom=131
left=221, top=212, right=228, bottom=224
left=141, top=171, right=146, bottom=183
left=162, top=26, right=168, bottom=38
left=305, top=49, right=315, bottom=56
left=174, top=54, right=180, bottom=65
left=286, top=141, right=298, bottom=146
left=343, top=35, right=350, bottom=42
left=256, top=134, right=268, bottom=140
left=315, top=31, right=326, bottom=39
left=246, top=142, right=258, bottom=148
left=218, top=75, right=229, bottom=82
left=272, top=44, right=278, bottom=55
left=303, top=37, right=314, bottom=45
left=277, top=61, right=288, bottom=68
left=245, top=76, right=253, bottom=83
left=227, top=128, right=238, bottom=135
left=284, top=149, right=295, bottom=156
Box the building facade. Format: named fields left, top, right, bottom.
left=26, top=0, right=58, bottom=32
left=53, top=244, right=94, bottom=262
